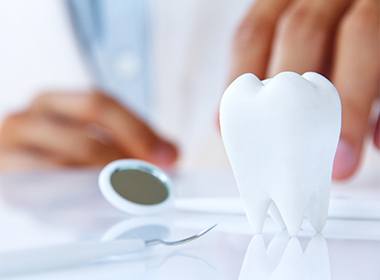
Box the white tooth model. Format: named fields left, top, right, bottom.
left=220, top=72, right=341, bottom=235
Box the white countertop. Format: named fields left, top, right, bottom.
left=0, top=169, right=379, bottom=279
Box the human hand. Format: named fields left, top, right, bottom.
left=0, top=91, right=178, bottom=171
left=230, top=0, right=380, bottom=180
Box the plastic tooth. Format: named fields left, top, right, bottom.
left=221, top=72, right=341, bottom=235
left=243, top=196, right=271, bottom=234
left=307, top=187, right=330, bottom=233
left=224, top=73, right=263, bottom=95
left=302, top=72, right=339, bottom=97
left=272, top=192, right=310, bottom=236
left=268, top=202, right=287, bottom=230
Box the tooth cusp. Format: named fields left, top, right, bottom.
left=224, top=73, right=263, bottom=97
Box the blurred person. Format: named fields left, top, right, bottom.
left=0, top=0, right=378, bottom=181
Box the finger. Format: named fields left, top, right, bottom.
left=229, top=0, right=293, bottom=81
left=332, top=0, right=380, bottom=180
left=268, top=0, right=352, bottom=76
left=0, top=148, right=62, bottom=171
left=1, top=112, right=126, bottom=166
left=30, top=91, right=178, bottom=167
left=374, top=112, right=380, bottom=148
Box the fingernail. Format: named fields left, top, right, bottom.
left=151, top=142, right=177, bottom=167
left=333, top=139, right=357, bottom=180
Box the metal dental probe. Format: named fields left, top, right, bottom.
left=0, top=224, right=217, bottom=276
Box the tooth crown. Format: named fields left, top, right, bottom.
left=220, top=72, right=341, bottom=235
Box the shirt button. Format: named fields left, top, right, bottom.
left=113, top=51, right=141, bottom=80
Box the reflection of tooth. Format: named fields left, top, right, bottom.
left=239, top=234, right=331, bottom=280
left=220, top=72, right=341, bottom=235
left=305, top=235, right=331, bottom=280
left=271, top=238, right=304, bottom=280
left=239, top=235, right=272, bottom=280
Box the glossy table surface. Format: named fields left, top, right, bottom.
left=0, top=169, right=379, bottom=279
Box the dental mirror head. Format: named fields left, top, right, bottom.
left=99, top=159, right=173, bottom=215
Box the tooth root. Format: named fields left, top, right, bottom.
left=272, top=194, right=309, bottom=236
left=243, top=197, right=271, bottom=234
left=268, top=203, right=286, bottom=230
left=307, top=187, right=330, bottom=233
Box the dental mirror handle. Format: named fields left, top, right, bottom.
left=0, top=239, right=146, bottom=276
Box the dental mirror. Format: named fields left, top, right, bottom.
left=99, top=160, right=173, bottom=215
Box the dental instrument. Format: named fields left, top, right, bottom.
left=0, top=224, right=216, bottom=276
left=99, top=159, right=173, bottom=215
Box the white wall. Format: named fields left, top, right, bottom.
left=0, top=0, right=92, bottom=120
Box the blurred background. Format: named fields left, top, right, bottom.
left=0, top=0, right=253, bottom=171
left=0, top=0, right=379, bottom=176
